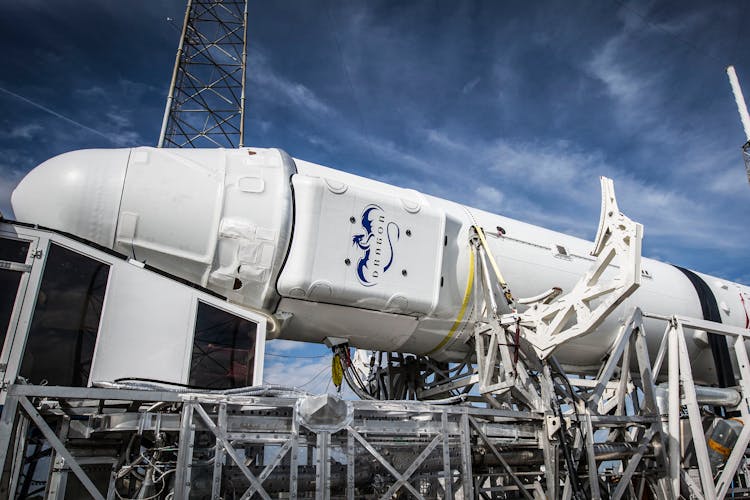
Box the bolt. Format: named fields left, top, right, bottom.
left=405, top=229, right=412, bottom=236
left=349, top=216, right=356, bottom=223
left=345, top=258, right=351, bottom=265
left=402, top=269, right=407, bottom=276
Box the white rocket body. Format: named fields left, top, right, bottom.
left=11, top=147, right=750, bottom=384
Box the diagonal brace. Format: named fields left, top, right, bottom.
left=193, top=403, right=272, bottom=500
left=18, top=396, right=105, bottom=500
left=348, top=426, right=425, bottom=499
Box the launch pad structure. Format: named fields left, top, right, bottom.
left=1, top=1, right=750, bottom=496
left=1, top=177, right=750, bottom=499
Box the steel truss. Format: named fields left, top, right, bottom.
left=0, top=385, right=556, bottom=499
left=0, top=317, right=748, bottom=498
left=348, top=321, right=750, bottom=498
left=652, top=312, right=750, bottom=499
left=158, top=0, right=248, bottom=148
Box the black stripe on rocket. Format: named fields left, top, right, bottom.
left=674, top=265, right=737, bottom=388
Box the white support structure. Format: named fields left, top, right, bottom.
left=645, top=312, right=750, bottom=500
left=518, top=176, right=643, bottom=358
left=726, top=65, right=750, bottom=184
left=576, top=308, right=673, bottom=500
left=468, top=227, right=541, bottom=410
left=727, top=65, right=750, bottom=143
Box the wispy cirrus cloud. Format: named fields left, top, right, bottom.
left=8, top=123, right=42, bottom=140
left=0, top=85, right=120, bottom=144
left=249, top=50, right=334, bottom=117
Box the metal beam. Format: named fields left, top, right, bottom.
left=17, top=396, right=105, bottom=500
left=192, top=403, right=272, bottom=500
left=348, top=426, right=424, bottom=499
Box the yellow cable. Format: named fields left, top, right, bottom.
left=425, top=249, right=474, bottom=355
left=473, top=225, right=514, bottom=305
left=332, top=353, right=343, bottom=388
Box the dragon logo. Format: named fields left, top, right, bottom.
left=352, top=204, right=400, bottom=287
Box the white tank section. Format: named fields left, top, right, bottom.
left=11, top=146, right=750, bottom=384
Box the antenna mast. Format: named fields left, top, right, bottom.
left=726, top=65, right=750, bottom=183
left=158, top=0, right=249, bottom=148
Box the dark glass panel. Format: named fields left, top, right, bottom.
left=0, top=270, right=23, bottom=351
left=0, top=237, right=29, bottom=263
left=189, top=302, right=256, bottom=389
left=19, top=243, right=109, bottom=387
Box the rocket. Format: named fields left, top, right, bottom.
left=11, top=146, right=750, bottom=385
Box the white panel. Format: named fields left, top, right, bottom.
left=91, top=260, right=194, bottom=385
left=115, top=148, right=225, bottom=285
left=209, top=148, right=296, bottom=310
left=278, top=174, right=446, bottom=315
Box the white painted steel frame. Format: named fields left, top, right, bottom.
left=644, top=311, right=750, bottom=500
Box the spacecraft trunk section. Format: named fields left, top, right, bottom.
left=10, top=146, right=750, bottom=384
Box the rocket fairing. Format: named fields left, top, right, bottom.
left=11, top=147, right=750, bottom=384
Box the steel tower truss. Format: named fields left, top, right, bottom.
left=158, top=0, right=248, bottom=148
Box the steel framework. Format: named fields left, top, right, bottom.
left=1, top=309, right=749, bottom=499
left=0, top=385, right=552, bottom=499
left=158, top=0, right=248, bottom=148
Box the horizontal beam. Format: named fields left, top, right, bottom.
left=642, top=313, right=750, bottom=338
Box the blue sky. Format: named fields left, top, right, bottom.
left=1, top=1, right=749, bottom=391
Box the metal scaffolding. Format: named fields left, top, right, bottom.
left=158, top=0, right=248, bottom=148
left=0, top=385, right=550, bottom=499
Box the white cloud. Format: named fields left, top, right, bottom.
left=588, top=36, right=647, bottom=106
left=8, top=123, right=42, bottom=139
left=266, top=339, right=308, bottom=353
left=105, top=111, right=131, bottom=129
left=488, top=139, right=593, bottom=192
left=249, top=51, right=333, bottom=117
left=474, top=185, right=504, bottom=211
left=75, top=85, right=107, bottom=99
left=706, top=164, right=750, bottom=196
left=424, top=129, right=467, bottom=153
left=347, top=133, right=434, bottom=174
left=461, top=76, right=481, bottom=95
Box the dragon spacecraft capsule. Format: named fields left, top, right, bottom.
left=10, top=146, right=750, bottom=385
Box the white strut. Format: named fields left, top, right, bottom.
left=517, top=177, right=643, bottom=359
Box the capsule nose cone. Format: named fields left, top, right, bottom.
left=11, top=149, right=130, bottom=247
